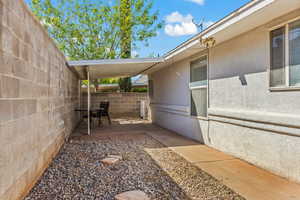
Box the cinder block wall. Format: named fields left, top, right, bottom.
left=0, top=1, right=80, bottom=199
left=82, top=92, right=149, bottom=118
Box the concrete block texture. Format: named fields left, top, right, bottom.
left=82, top=92, right=149, bottom=118
left=0, top=75, right=20, bottom=98
left=0, top=1, right=80, bottom=199
left=0, top=100, right=12, bottom=122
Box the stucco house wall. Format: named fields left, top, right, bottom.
left=149, top=9, right=300, bottom=183
left=149, top=56, right=209, bottom=142
left=0, top=1, right=80, bottom=199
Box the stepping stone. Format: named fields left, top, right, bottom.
left=115, top=190, right=150, bottom=200
left=101, top=155, right=122, bottom=165
left=108, top=155, right=122, bottom=159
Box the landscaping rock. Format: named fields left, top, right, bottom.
left=108, top=155, right=122, bottom=160
left=25, top=133, right=246, bottom=200
left=115, top=190, right=150, bottom=200
left=101, top=155, right=122, bottom=165
left=101, top=157, right=120, bottom=165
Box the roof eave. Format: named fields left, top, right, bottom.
left=163, top=0, right=274, bottom=59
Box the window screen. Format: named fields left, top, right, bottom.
left=191, top=88, right=207, bottom=117
left=289, top=19, right=300, bottom=86
left=190, top=56, right=208, bottom=117
left=190, top=57, right=208, bottom=87
left=270, top=27, right=286, bottom=87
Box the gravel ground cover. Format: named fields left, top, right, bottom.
left=25, top=133, right=246, bottom=200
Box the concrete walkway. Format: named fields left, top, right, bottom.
left=147, top=129, right=300, bottom=200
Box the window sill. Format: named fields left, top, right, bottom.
left=190, top=115, right=209, bottom=121
left=269, top=87, right=300, bottom=92
left=189, top=85, right=208, bottom=90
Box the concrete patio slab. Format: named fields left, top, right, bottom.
left=147, top=128, right=300, bottom=200
left=195, top=159, right=300, bottom=200
left=147, top=131, right=235, bottom=163
left=172, top=145, right=235, bottom=163
left=147, top=130, right=200, bottom=147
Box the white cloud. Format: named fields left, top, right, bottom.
left=185, top=0, right=205, bottom=5
left=164, top=12, right=215, bottom=37
left=165, top=23, right=197, bottom=37
left=166, top=12, right=193, bottom=23
left=164, top=12, right=197, bottom=37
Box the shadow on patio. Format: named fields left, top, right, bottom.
left=72, top=117, right=201, bottom=148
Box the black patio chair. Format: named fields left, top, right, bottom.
left=92, top=101, right=112, bottom=126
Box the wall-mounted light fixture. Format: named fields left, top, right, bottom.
left=200, top=37, right=216, bottom=48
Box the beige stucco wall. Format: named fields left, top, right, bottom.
left=0, top=1, right=80, bottom=199
left=149, top=53, right=209, bottom=142
left=150, top=9, right=300, bottom=183
left=207, top=9, right=300, bottom=183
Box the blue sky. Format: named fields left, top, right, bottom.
left=137, top=0, right=250, bottom=57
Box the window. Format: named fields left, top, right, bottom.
left=289, top=20, right=300, bottom=86
left=191, top=88, right=207, bottom=117
left=190, top=56, right=208, bottom=117
left=270, top=18, right=300, bottom=88
left=270, top=27, right=285, bottom=87
left=190, top=57, right=208, bottom=88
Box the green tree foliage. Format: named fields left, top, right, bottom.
left=118, top=77, right=132, bottom=92
left=119, top=0, right=132, bottom=92
left=120, top=0, right=132, bottom=59
left=29, top=0, right=161, bottom=91
left=98, top=78, right=120, bottom=84
left=29, top=0, right=162, bottom=61
left=132, top=87, right=147, bottom=93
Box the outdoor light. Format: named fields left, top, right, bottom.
left=200, top=37, right=216, bottom=48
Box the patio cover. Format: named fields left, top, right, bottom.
left=68, top=57, right=164, bottom=135
left=68, top=58, right=164, bottom=80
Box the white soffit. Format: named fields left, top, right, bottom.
left=206, top=0, right=300, bottom=44
left=68, top=58, right=164, bottom=79
left=147, top=40, right=206, bottom=74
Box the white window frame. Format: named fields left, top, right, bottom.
left=269, top=17, right=300, bottom=91
left=189, top=54, right=209, bottom=119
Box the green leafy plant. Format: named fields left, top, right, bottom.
left=29, top=0, right=162, bottom=61
left=132, top=87, right=148, bottom=93
left=29, top=0, right=162, bottom=89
